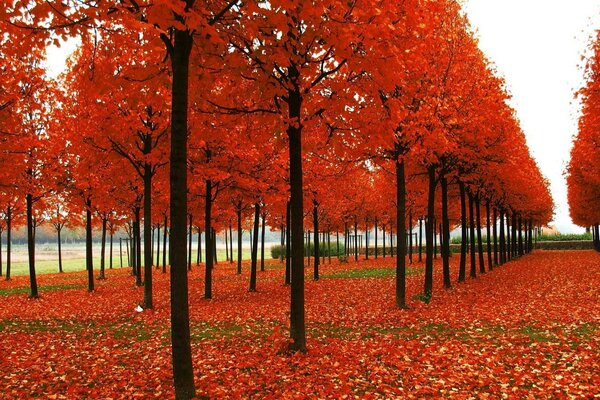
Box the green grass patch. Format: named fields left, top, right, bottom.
left=538, top=233, right=592, bottom=241
left=322, top=267, right=422, bottom=279
left=0, top=283, right=83, bottom=296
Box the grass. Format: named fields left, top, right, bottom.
left=322, top=267, right=423, bottom=279
left=0, top=283, right=83, bottom=296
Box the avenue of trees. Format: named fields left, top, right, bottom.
left=568, top=29, right=600, bottom=251
left=1, top=1, right=552, bottom=398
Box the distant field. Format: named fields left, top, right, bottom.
left=1, top=243, right=265, bottom=276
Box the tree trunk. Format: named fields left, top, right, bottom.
left=187, top=214, right=192, bottom=271
left=408, top=212, right=413, bottom=264
left=492, top=208, right=498, bottom=266
left=110, top=231, right=113, bottom=270
left=163, top=214, right=168, bottom=273
left=458, top=182, right=467, bottom=282
left=57, top=227, right=63, bottom=273
left=27, top=193, right=38, bottom=298
left=229, top=223, right=233, bottom=263
left=499, top=210, right=506, bottom=265
left=5, top=207, right=11, bottom=280
left=374, top=220, right=378, bottom=259
left=313, top=202, right=319, bottom=280
left=396, top=158, right=407, bottom=308
left=169, top=26, right=195, bottom=399
left=506, top=213, right=511, bottom=261
left=86, top=199, right=94, bottom=292
left=249, top=202, right=260, bottom=292
left=120, top=238, right=123, bottom=268
left=486, top=202, right=492, bottom=270
left=468, top=192, right=476, bottom=278
left=196, top=229, right=201, bottom=265
left=382, top=224, right=386, bottom=258
left=440, top=174, right=451, bottom=288
left=135, top=207, right=143, bottom=286
left=260, top=212, right=266, bottom=272
left=205, top=180, right=213, bottom=299
left=100, top=217, right=107, bottom=280
left=518, top=216, right=524, bottom=256
left=285, top=201, right=291, bottom=285
left=287, top=76, right=306, bottom=352
left=354, top=219, right=358, bottom=262
left=237, top=205, right=242, bottom=275
left=512, top=212, right=517, bottom=259
left=424, top=165, right=436, bottom=298
left=476, top=196, right=485, bottom=274
left=418, top=218, right=423, bottom=262
left=156, top=225, right=160, bottom=269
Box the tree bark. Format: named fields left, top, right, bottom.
left=492, top=207, right=498, bottom=267
left=85, top=199, right=94, bottom=292
left=205, top=180, right=213, bottom=299
left=396, top=158, right=407, bottom=308
left=249, top=202, right=260, bottom=292
left=169, top=25, right=195, bottom=399
left=237, top=205, right=242, bottom=275
left=468, top=192, right=476, bottom=278
left=100, top=217, right=107, bottom=280
left=187, top=214, right=192, bottom=271
left=260, top=212, right=266, bottom=272
left=135, top=207, right=143, bottom=286
left=424, top=165, right=436, bottom=298
left=458, top=182, right=467, bottom=282
left=5, top=207, right=11, bottom=280
left=57, top=227, right=63, bottom=273
left=27, top=193, right=38, bottom=298
left=476, top=196, right=485, bottom=274
left=499, top=210, right=506, bottom=265
left=285, top=200, right=291, bottom=285
left=440, top=174, right=451, bottom=288
left=313, top=202, right=319, bottom=280
left=162, top=214, right=168, bottom=273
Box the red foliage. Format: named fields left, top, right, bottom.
left=0, top=251, right=598, bottom=398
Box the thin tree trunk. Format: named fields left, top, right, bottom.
left=374, top=220, right=378, bottom=259
left=354, top=219, right=358, bottom=262
left=27, top=193, right=38, bottom=298
left=260, top=212, right=266, bottom=272
left=57, top=227, right=63, bottom=273
left=418, top=218, right=423, bottom=262
left=313, top=202, right=319, bottom=280
left=382, top=224, right=386, bottom=257
left=205, top=180, right=213, bottom=299
left=237, top=206, right=242, bottom=275
left=285, top=201, right=291, bottom=285
left=163, top=214, right=168, bottom=273
left=499, top=211, right=506, bottom=265
left=486, top=202, right=493, bottom=270
left=468, top=192, right=476, bottom=278
left=120, top=238, right=123, bottom=268
left=110, top=231, right=113, bottom=270
left=99, top=217, right=107, bottom=280
left=249, top=203, right=260, bottom=292
left=458, top=182, right=467, bottom=282
left=196, top=229, right=201, bottom=265
left=156, top=225, right=160, bottom=269
left=396, top=158, right=407, bottom=308
left=187, top=214, right=192, bottom=271
left=135, top=207, right=142, bottom=287
left=5, top=207, right=11, bottom=281
left=476, top=196, right=485, bottom=274
left=86, top=199, right=94, bottom=292
left=424, top=165, right=436, bottom=298
left=493, top=208, right=498, bottom=267
left=440, top=174, right=451, bottom=288
left=408, top=212, right=413, bottom=264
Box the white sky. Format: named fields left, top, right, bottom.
left=45, top=3, right=600, bottom=232
left=463, top=0, right=600, bottom=233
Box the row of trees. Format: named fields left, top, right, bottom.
left=2, top=1, right=552, bottom=398
left=568, top=29, right=600, bottom=251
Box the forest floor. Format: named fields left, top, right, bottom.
left=0, top=250, right=598, bottom=398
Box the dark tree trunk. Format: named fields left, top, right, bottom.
left=512, top=213, right=517, bottom=259
left=127, top=234, right=132, bottom=269
left=196, top=229, right=201, bottom=265
left=313, top=202, right=319, bottom=280
left=485, top=202, right=492, bottom=270
left=163, top=214, right=168, bottom=273
left=156, top=225, right=160, bottom=269
left=27, top=194, right=38, bottom=298
left=260, top=212, right=266, bottom=272
left=440, top=174, right=451, bottom=288
left=57, top=227, right=63, bottom=273
left=518, top=216, right=524, bottom=256
left=100, top=217, right=107, bottom=280
left=365, top=220, right=369, bottom=260
left=476, top=196, right=485, bottom=274
left=493, top=208, right=498, bottom=267
left=205, top=180, right=213, bottom=299
left=506, top=213, right=511, bottom=261
left=110, top=231, right=113, bottom=270
left=237, top=206, right=242, bottom=275
left=408, top=212, right=413, bottom=264
left=374, top=220, right=378, bottom=259
left=468, top=192, right=476, bottom=278
left=499, top=210, right=506, bottom=265
left=187, top=214, right=192, bottom=271
left=458, top=182, right=467, bottom=282
left=169, top=26, right=195, bottom=399
left=327, top=230, right=331, bottom=264
left=5, top=207, right=11, bottom=280
left=85, top=200, right=94, bottom=292
left=418, top=218, right=423, bottom=262
left=424, top=165, right=436, bottom=297
left=344, top=222, right=348, bottom=257
left=120, top=238, right=123, bottom=268
left=229, top=223, right=233, bottom=263
left=226, top=226, right=230, bottom=262
left=0, top=229, right=3, bottom=277
left=382, top=224, right=386, bottom=257
left=433, top=221, right=437, bottom=259
left=249, top=202, right=260, bottom=292
left=135, top=207, right=142, bottom=286
left=354, top=219, right=358, bottom=262
left=287, top=76, right=306, bottom=352
left=396, top=158, right=407, bottom=308
left=212, top=229, right=217, bottom=265
left=285, top=201, right=291, bottom=285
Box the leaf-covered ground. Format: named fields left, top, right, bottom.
left=0, top=250, right=598, bottom=398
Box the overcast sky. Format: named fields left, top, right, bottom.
left=46, top=3, right=600, bottom=232
left=463, top=0, right=600, bottom=233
